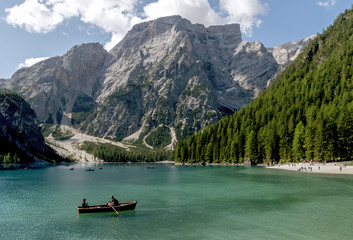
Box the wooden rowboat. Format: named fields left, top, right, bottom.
left=76, top=201, right=137, bottom=213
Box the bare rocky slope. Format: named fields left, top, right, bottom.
left=267, top=35, right=316, bottom=86
left=1, top=43, right=108, bottom=125
left=0, top=16, right=313, bottom=147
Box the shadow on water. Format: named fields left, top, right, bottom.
left=77, top=210, right=137, bottom=219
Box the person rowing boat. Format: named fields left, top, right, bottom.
left=76, top=201, right=137, bottom=213
left=108, top=195, right=119, bottom=206
left=82, top=198, right=89, bottom=208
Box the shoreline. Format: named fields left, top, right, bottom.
left=3, top=160, right=353, bottom=176
left=267, top=161, right=353, bottom=175
left=174, top=162, right=245, bottom=166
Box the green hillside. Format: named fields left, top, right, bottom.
left=174, top=7, right=353, bottom=164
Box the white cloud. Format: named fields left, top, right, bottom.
left=5, top=0, right=64, bottom=33
left=5, top=0, right=268, bottom=49
left=17, top=57, right=49, bottom=69
left=5, top=0, right=142, bottom=49
left=219, top=0, right=268, bottom=36
left=103, top=33, right=125, bottom=50
left=143, top=0, right=267, bottom=37
left=143, top=0, right=222, bottom=26
left=317, top=0, right=336, bottom=8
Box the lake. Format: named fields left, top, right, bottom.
left=1, top=163, right=353, bottom=240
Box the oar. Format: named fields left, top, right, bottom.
left=109, top=203, right=119, bottom=215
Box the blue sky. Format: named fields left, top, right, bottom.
left=0, top=0, right=352, bottom=78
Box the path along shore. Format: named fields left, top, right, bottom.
left=267, top=162, right=353, bottom=175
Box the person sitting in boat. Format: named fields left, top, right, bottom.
left=82, top=198, right=89, bottom=208
left=108, top=195, right=119, bottom=206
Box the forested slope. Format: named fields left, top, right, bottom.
left=175, top=7, right=353, bottom=164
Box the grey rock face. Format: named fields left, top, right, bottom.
left=0, top=79, right=7, bottom=86
left=267, top=35, right=316, bottom=86
left=231, top=41, right=278, bottom=97
left=269, top=35, right=316, bottom=65
left=2, top=43, right=107, bottom=125
left=83, top=16, right=278, bottom=139
left=2, top=16, right=313, bottom=143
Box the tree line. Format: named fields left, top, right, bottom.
left=0, top=153, right=21, bottom=164
left=174, top=8, right=353, bottom=164
left=80, top=141, right=172, bottom=162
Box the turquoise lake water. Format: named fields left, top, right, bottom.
left=1, top=163, right=353, bottom=240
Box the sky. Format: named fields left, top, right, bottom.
left=0, top=0, right=352, bottom=78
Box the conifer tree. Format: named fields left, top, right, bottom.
left=245, top=130, right=257, bottom=162
left=314, top=120, right=325, bottom=161
left=304, top=124, right=315, bottom=161
left=337, top=108, right=353, bottom=160
left=292, top=121, right=305, bottom=162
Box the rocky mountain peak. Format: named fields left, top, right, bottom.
left=111, top=15, right=242, bottom=55
left=62, top=43, right=107, bottom=71
left=101, top=16, right=243, bottom=102
left=87, top=16, right=277, bottom=140
left=129, top=15, right=184, bottom=33
left=2, top=42, right=107, bottom=125
left=269, top=35, right=317, bottom=65
left=0, top=16, right=314, bottom=148
left=266, top=35, right=316, bottom=87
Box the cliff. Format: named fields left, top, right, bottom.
left=0, top=92, right=63, bottom=163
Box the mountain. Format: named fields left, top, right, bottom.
left=1, top=43, right=107, bottom=125
left=269, top=35, right=317, bottom=66
left=83, top=15, right=280, bottom=141
left=267, top=35, right=316, bottom=86
left=174, top=8, right=353, bottom=164
left=0, top=16, right=312, bottom=147
left=0, top=92, right=63, bottom=163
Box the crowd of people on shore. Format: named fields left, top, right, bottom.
left=268, top=160, right=351, bottom=174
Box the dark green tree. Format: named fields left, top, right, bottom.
left=245, top=130, right=257, bottom=163
left=292, top=121, right=305, bottom=162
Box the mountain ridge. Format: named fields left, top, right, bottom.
left=0, top=15, right=313, bottom=148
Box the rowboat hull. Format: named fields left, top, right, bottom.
left=77, top=201, right=137, bottom=213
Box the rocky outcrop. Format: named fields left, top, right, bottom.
left=0, top=16, right=314, bottom=145
left=0, top=92, right=62, bottom=162
left=269, top=35, right=316, bottom=65
left=266, top=35, right=316, bottom=86
left=1, top=43, right=107, bottom=125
